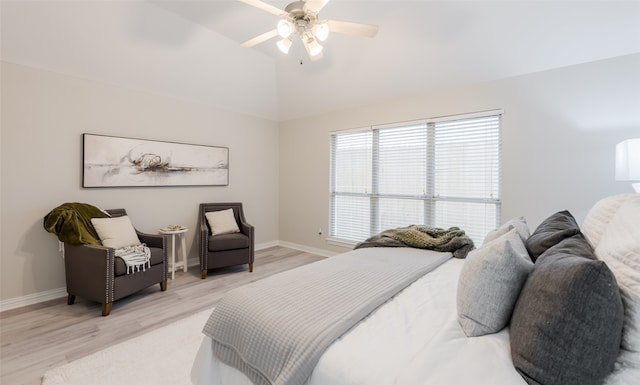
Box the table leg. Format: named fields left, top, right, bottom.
left=171, top=233, right=176, bottom=280
left=180, top=233, right=188, bottom=272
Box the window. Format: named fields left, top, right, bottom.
left=329, top=111, right=502, bottom=245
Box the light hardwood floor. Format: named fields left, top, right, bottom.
left=0, top=246, right=325, bottom=385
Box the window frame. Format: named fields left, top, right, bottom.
left=329, top=110, right=503, bottom=246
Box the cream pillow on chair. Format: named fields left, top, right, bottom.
left=205, top=209, right=240, bottom=236
left=91, top=216, right=141, bottom=249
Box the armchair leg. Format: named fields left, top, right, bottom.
left=249, top=263, right=253, bottom=272
left=201, top=269, right=208, bottom=279
left=102, top=302, right=112, bottom=316
left=160, top=280, right=167, bottom=291
left=67, top=294, right=75, bottom=305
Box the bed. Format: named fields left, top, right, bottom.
left=191, top=193, right=640, bottom=385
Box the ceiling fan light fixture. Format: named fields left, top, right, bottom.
left=277, top=37, right=293, bottom=54
left=277, top=19, right=293, bottom=38
left=239, top=0, right=379, bottom=60
left=315, top=22, right=329, bottom=42
left=305, top=37, right=323, bottom=57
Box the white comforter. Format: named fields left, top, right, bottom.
left=191, top=256, right=527, bottom=385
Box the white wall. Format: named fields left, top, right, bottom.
left=0, top=62, right=280, bottom=302
left=2, top=54, right=639, bottom=306
left=279, top=54, right=640, bottom=254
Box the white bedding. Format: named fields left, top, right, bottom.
left=191, top=257, right=527, bottom=385
left=192, top=194, right=640, bottom=385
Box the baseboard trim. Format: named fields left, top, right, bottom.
left=276, top=241, right=338, bottom=258
left=0, top=287, right=67, bottom=313
left=256, top=240, right=280, bottom=251
left=0, top=241, right=337, bottom=313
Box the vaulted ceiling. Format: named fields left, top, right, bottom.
left=2, top=1, right=639, bottom=121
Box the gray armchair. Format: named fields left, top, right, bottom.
left=64, top=208, right=168, bottom=316
left=199, top=202, right=254, bottom=279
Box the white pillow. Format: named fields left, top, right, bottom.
left=582, top=193, right=635, bottom=249
left=483, top=216, right=530, bottom=245
left=595, top=196, right=640, bottom=367
left=205, top=209, right=240, bottom=236
left=91, top=216, right=141, bottom=249
left=457, top=228, right=534, bottom=337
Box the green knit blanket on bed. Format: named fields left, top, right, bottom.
left=382, top=225, right=466, bottom=248
left=355, top=225, right=475, bottom=258
left=43, top=202, right=110, bottom=245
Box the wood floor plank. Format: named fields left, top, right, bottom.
left=0, top=246, right=325, bottom=385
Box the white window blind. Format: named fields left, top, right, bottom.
left=330, top=112, right=501, bottom=245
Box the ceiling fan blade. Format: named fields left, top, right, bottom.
left=303, top=0, right=330, bottom=14
left=241, top=29, right=279, bottom=48
left=237, top=0, right=285, bottom=17
left=326, top=20, right=379, bottom=37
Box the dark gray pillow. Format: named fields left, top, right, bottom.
left=510, top=236, right=624, bottom=385
left=537, top=233, right=595, bottom=260
left=525, top=210, right=580, bottom=261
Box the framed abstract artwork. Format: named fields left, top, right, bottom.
left=83, top=134, right=229, bottom=187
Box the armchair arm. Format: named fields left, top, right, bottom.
left=137, top=230, right=165, bottom=249
left=236, top=206, right=254, bottom=244
left=238, top=220, right=254, bottom=239
left=238, top=219, right=255, bottom=264
left=64, top=243, right=115, bottom=304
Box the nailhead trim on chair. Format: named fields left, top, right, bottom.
left=104, top=248, right=109, bottom=304
left=106, top=248, right=115, bottom=304
left=200, top=213, right=208, bottom=271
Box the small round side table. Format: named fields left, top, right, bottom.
left=159, top=227, right=189, bottom=280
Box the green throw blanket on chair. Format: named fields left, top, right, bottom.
left=43, top=202, right=110, bottom=245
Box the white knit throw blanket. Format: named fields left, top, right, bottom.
left=115, top=244, right=151, bottom=274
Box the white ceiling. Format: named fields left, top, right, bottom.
left=2, top=1, right=640, bottom=121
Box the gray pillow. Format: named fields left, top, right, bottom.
left=510, top=235, right=624, bottom=385
left=483, top=216, right=530, bottom=245
left=525, top=210, right=580, bottom=261
left=457, top=228, right=534, bottom=337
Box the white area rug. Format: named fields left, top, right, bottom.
left=41, top=309, right=212, bottom=385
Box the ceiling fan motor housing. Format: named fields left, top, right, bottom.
left=285, top=1, right=310, bottom=18
left=285, top=1, right=318, bottom=34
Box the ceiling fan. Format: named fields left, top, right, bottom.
left=238, top=0, right=379, bottom=59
